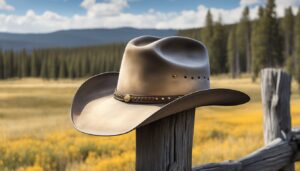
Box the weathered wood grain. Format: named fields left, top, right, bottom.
left=261, top=68, right=292, bottom=143
left=136, top=109, right=195, bottom=171
left=192, top=161, right=242, bottom=171
left=238, top=138, right=295, bottom=171
left=192, top=130, right=300, bottom=171
left=261, top=68, right=294, bottom=171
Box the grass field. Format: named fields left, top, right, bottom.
left=1, top=75, right=300, bottom=171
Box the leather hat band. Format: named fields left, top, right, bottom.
left=114, top=90, right=182, bottom=104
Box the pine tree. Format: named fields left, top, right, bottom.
left=40, top=57, right=48, bottom=79
left=251, top=6, right=267, bottom=80
left=201, top=10, right=214, bottom=43
left=282, top=7, right=295, bottom=75
left=58, top=58, right=67, bottom=78
left=227, top=27, right=239, bottom=78
left=30, top=51, right=38, bottom=77
left=210, top=17, right=227, bottom=73
left=251, top=0, right=282, bottom=80
left=264, top=0, right=283, bottom=66
left=20, top=49, right=29, bottom=78
left=295, top=8, right=300, bottom=92
left=67, top=56, right=75, bottom=79
left=0, top=49, right=3, bottom=79
left=48, top=55, right=56, bottom=79
left=14, top=51, right=20, bottom=78
left=201, top=10, right=215, bottom=73
left=3, top=50, right=14, bottom=79
left=258, top=6, right=264, bottom=18
left=74, top=55, right=81, bottom=78
left=80, top=55, right=88, bottom=77
left=237, top=6, right=251, bottom=73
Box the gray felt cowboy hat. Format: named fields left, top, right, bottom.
left=71, top=36, right=250, bottom=136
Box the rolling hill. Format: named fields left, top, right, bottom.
left=0, top=27, right=177, bottom=50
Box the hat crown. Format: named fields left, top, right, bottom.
left=116, top=36, right=210, bottom=96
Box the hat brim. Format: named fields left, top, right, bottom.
left=71, top=72, right=250, bottom=136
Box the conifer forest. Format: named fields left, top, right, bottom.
left=0, top=0, right=300, bottom=85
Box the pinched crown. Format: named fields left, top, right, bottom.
left=115, top=36, right=210, bottom=103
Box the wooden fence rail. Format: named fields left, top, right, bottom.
left=193, top=129, right=300, bottom=171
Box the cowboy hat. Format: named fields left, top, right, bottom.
left=71, top=36, right=250, bottom=136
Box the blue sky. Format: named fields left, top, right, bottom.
left=0, top=0, right=299, bottom=33
left=4, top=0, right=241, bottom=16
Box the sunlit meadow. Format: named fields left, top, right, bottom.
left=0, top=75, right=300, bottom=171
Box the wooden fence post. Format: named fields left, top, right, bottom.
left=261, top=68, right=294, bottom=171
left=136, top=108, right=195, bottom=171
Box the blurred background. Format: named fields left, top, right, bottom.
left=0, top=0, right=300, bottom=170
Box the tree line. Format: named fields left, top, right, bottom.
left=0, top=44, right=125, bottom=79
left=0, top=0, right=300, bottom=88
left=178, top=0, right=300, bottom=85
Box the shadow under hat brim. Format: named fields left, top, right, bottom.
left=71, top=72, right=250, bottom=136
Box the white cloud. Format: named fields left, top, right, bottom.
left=81, top=0, right=128, bottom=16
left=0, top=0, right=14, bottom=11
left=275, top=0, right=300, bottom=16
left=80, top=0, right=96, bottom=9
left=240, top=0, right=262, bottom=6
left=0, top=0, right=299, bottom=33
left=276, top=0, right=300, bottom=7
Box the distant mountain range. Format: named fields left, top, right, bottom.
left=0, top=27, right=177, bottom=50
